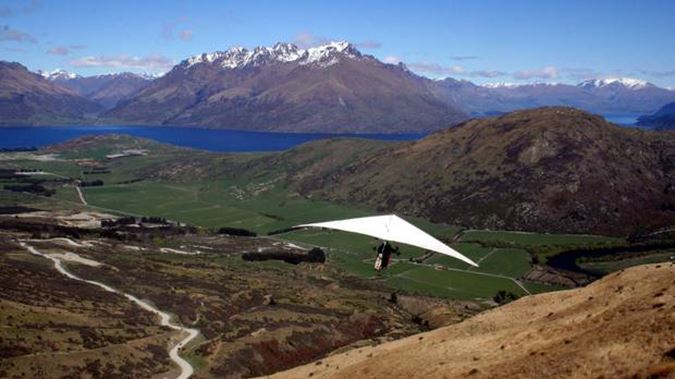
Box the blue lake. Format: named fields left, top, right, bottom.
left=0, top=114, right=647, bottom=152
left=602, top=114, right=640, bottom=125
left=0, top=126, right=425, bottom=152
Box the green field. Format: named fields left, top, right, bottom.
left=82, top=181, right=374, bottom=233
left=276, top=230, right=541, bottom=300
left=1, top=139, right=649, bottom=302
left=460, top=230, right=621, bottom=246
left=459, top=229, right=624, bottom=263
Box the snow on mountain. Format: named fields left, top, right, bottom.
left=481, top=82, right=522, bottom=89
left=184, top=41, right=361, bottom=70
left=577, top=77, right=652, bottom=90
left=38, top=70, right=160, bottom=82
left=480, top=78, right=657, bottom=91
left=90, top=72, right=160, bottom=80
left=480, top=82, right=560, bottom=89
left=38, top=69, right=80, bottom=81
left=138, top=72, right=164, bottom=80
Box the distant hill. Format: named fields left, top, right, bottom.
left=248, top=107, right=675, bottom=235
left=637, top=102, right=675, bottom=130
left=0, top=61, right=101, bottom=125
left=41, top=70, right=152, bottom=109
left=107, top=42, right=465, bottom=133
left=268, top=263, right=675, bottom=379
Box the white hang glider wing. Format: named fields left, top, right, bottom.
left=295, top=214, right=478, bottom=267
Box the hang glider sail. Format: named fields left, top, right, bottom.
left=295, top=214, right=478, bottom=267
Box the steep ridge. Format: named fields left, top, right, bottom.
left=267, top=263, right=675, bottom=379
left=0, top=61, right=101, bottom=125
left=106, top=42, right=466, bottom=133
left=281, top=107, right=674, bottom=235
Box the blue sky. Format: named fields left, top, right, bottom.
left=2, top=0, right=675, bottom=87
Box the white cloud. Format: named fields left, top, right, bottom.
left=47, top=46, right=69, bottom=55
left=0, top=24, right=36, bottom=43
left=469, top=69, right=507, bottom=78
left=449, top=55, right=478, bottom=61
left=22, top=0, right=41, bottom=14
left=406, top=61, right=507, bottom=78
left=292, top=31, right=380, bottom=49
left=47, top=44, right=85, bottom=55
left=0, top=6, right=12, bottom=18
left=638, top=69, right=675, bottom=78
left=354, top=40, right=381, bottom=49
left=3, top=46, right=26, bottom=52
left=383, top=56, right=401, bottom=64
left=513, top=65, right=558, bottom=80
left=293, top=31, right=329, bottom=48
left=408, top=62, right=465, bottom=76
left=179, top=29, right=193, bottom=41
left=161, top=17, right=192, bottom=42
left=69, top=54, right=174, bottom=71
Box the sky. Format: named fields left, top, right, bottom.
left=2, top=0, right=675, bottom=87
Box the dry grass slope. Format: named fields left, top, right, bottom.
left=266, top=263, right=675, bottom=379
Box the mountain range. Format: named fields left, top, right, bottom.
left=2, top=41, right=675, bottom=131
left=40, top=69, right=152, bottom=109
left=432, top=77, right=675, bottom=116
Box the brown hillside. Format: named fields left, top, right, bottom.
left=266, top=263, right=675, bottom=379
left=288, top=107, right=675, bottom=235
left=0, top=61, right=101, bottom=125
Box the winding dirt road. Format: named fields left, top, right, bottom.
left=75, top=186, right=87, bottom=205
left=19, top=240, right=200, bottom=379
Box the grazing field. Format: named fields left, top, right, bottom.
left=460, top=230, right=622, bottom=246
left=4, top=135, right=662, bottom=303
left=459, top=229, right=625, bottom=263
left=278, top=231, right=541, bottom=300
left=384, top=265, right=528, bottom=299
left=82, top=181, right=374, bottom=233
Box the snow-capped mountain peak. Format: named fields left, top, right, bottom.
left=302, top=40, right=359, bottom=66
left=184, top=41, right=361, bottom=70
left=578, top=77, right=652, bottom=90
left=38, top=69, right=80, bottom=81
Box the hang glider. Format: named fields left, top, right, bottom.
left=295, top=214, right=478, bottom=267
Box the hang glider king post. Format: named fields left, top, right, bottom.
left=294, top=214, right=478, bottom=270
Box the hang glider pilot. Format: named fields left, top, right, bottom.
left=374, top=240, right=400, bottom=271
